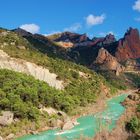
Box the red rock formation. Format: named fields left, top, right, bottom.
left=92, top=34, right=116, bottom=46
left=115, top=27, right=140, bottom=61
left=93, top=48, right=124, bottom=75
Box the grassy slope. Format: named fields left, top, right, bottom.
left=0, top=29, right=116, bottom=137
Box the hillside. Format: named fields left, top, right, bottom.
left=0, top=27, right=140, bottom=139
left=0, top=28, right=120, bottom=138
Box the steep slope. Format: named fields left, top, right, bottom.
left=115, top=27, right=140, bottom=61
left=13, top=28, right=68, bottom=59
left=0, top=28, right=116, bottom=112
left=0, top=28, right=119, bottom=138
left=0, top=27, right=140, bottom=139
left=0, top=50, right=64, bottom=89
left=92, top=48, right=124, bottom=75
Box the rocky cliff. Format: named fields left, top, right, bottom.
left=0, top=50, right=64, bottom=89
left=115, top=28, right=140, bottom=61
left=93, top=48, right=124, bottom=75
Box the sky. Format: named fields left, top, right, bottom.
left=0, top=0, right=140, bottom=38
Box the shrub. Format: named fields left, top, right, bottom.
left=126, top=117, right=140, bottom=133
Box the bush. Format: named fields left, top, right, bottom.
left=137, top=104, right=140, bottom=112
left=70, top=70, right=79, bottom=79
left=126, top=117, right=140, bottom=133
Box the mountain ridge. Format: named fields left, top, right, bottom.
left=11, top=27, right=140, bottom=75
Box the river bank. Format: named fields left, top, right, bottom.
left=17, top=92, right=130, bottom=140
left=94, top=90, right=140, bottom=140
left=0, top=89, right=133, bottom=140
left=70, top=89, right=134, bottom=122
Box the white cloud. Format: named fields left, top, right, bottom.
left=99, top=31, right=115, bottom=36
left=86, top=14, right=106, bottom=27
left=20, top=24, right=40, bottom=34
left=64, top=23, right=82, bottom=32
left=133, top=0, right=140, bottom=12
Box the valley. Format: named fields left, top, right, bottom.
left=0, top=27, right=140, bottom=140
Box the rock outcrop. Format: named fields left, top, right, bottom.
left=40, top=107, right=57, bottom=116
left=13, top=28, right=32, bottom=37
left=56, top=41, right=74, bottom=48
left=115, top=27, right=140, bottom=61
left=125, top=59, right=140, bottom=71
left=62, top=121, right=74, bottom=130
left=39, top=106, right=78, bottom=130
left=0, top=111, right=14, bottom=126
left=6, top=133, right=15, bottom=140
left=0, top=50, right=64, bottom=89
left=92, top=34, right=116, bottom=46
left=54, top=32, right=90, bottom=43
left=93, top=48, right=125, bottom=75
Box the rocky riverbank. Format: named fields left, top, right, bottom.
left=94, top=90, right=140, bottom=140
left=0, top=90, right=133, bottom=140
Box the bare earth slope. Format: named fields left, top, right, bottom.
left=0, top=50, right=64, bottom=89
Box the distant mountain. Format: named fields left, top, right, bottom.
left=12, top=27, right=140, bottom=74
left=13, top=28, right=69, bottom=59
left=53, top=31, right=90, bottom=43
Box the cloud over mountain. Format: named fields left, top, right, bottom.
left=20, top=24, right=40, bottom=34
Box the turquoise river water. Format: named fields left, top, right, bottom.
left=18, top=94, right=128, bottom=140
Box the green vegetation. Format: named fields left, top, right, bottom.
left=0, top=30, right=118, bottom=111
left=97, top=71, right=128, bottom=90
left=1, top=29, right=140, bottom=138
left=0, top=69, right=103, bottom=118
left=1, top=29, right=139, bottom=116
left=125, top=72, right=140, bottom=87
left=0, top=69, right=58, bottom=120
left=126, top=117, right=140, bottom=133
left=137, top=104, right=140, bottom=112
left=46, top=33, right=61, bottom=40
left=125, top=92, right=140, bottom=139
left=98, top=71, right=140, bottom=91
left=0, top=29, right=31, bottom=48
left=0, top=29, right=120, bottom=137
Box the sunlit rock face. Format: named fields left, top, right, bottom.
left=115, top=27, right=140, bottom=61
left=0, top=50, right=64, bottom=89
left=93, top=48, right=124, bottom=75
left=54, top=32, right=90, bottom=43
left=0, top=111, right=14, bottom=126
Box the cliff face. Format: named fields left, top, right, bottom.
left=115, top=28, right=140, bottom=61
left=93, top=48, right=124, bottom=75
left=0, top=50, right=64, bottom=89
left=92, top=34, right=116, bottom=46
left=12, top=27, right=140, bottom=74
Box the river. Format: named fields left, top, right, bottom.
left=17, top=94, right=128, bottom=140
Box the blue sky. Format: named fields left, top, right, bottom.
left=0, top=0, right=140, bottom=38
